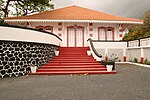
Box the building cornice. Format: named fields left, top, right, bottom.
left=5, top=19, right=143, bottom=24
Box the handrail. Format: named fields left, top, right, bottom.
left=87, top=38, right=102, bottom=61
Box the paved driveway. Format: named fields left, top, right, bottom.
left=0, top=64, right=150, bottom=100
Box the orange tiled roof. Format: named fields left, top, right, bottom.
left=5, top=6, right=143, bottom=22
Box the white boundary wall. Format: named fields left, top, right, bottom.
left=144, top=48, right=150, bottom=60
left=128, top=37, right=150, bottom=47
left=93, top=41, right=127, bottom=61
left=127, top=48, right=141, bottom=61
left=0, top=26, right=62, bottom=46
left=127, top=47, right=150, bottom=62
left=127, top=37, right=150, bottom=62
left=92, top=39, right=150, bottom=62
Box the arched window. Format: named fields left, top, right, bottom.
left=44, top=26, right=53, bottom=32
left=107, top=28, right=112, bottom=31
left=107, top=27, right=114, bottom=41
left=98, top=27, right=106, bottom=40
left=35, top=26, right=44, bottom=31
left=35, top=26, right=53, bottom=33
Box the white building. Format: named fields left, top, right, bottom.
left=5, top=6, right=143, bottom=47
left=1, top=6, right=149, bottom=77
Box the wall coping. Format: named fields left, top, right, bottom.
left=127, top=46, right=150, bottom=49
left=92, top=40, right=127, bottom=42
left=0, top=40, right=59, bottom=47
left=0, top=24, right=62, bottom=41
left=116, top=62, right=150, bottom=68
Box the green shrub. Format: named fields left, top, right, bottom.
left=0, top=18, right=8, bottom=25
left=144, top=59, right=150, bottom=65
left=133, top=58, right=138, bottom=63
left=128, top=58, right=133, bottom=62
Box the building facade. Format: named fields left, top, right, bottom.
left=5, top=6, right=143, bottom=47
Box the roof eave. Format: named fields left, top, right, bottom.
left=4, top=19, right=143, bottom=24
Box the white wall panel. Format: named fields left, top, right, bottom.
left=0, top=26, right=62, bottom=46
left=93, top=41, right=127, bottom=49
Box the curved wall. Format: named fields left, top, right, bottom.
left=0, top=25, right=62, bottom=46
left=0, top=25, right=61, bottom=78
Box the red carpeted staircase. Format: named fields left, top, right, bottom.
left=31, top=47, right=116, bottom=75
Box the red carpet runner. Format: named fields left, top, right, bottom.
left=31, top=47, right=116, bottom=75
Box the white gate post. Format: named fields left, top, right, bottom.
left=141, top=48, right=144, bottom=63
left=123, top=48, right=126, bottom=62
left=105, top=48, right=108, bottom=61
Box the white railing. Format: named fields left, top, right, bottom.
left=128, top=37, right=150, bottom=47
left=140, top=38, right=150, bottom=46
left=0, top=25, right=62, bottom=46
left=128, top=40, right=139, bottom=47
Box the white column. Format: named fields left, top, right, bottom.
left=105, top=48, right=108, bottom=61
left=62, top=22, right=65, bottom=47
left=141, top=48, right=144, bottom=63
left=86, top=23, right=89, bottom=46
left=87, top=22, right=89, bottom=37
left=123, top=48, right=126, bottom=62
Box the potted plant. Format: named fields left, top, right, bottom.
left=108, top=53, right=118, bottom=62
left=87, top=50, right=91, bottom=56
left=101, top=53, right=118, bottom=71
left=107, top=53, right=118, bottom=71
left=106, top=65, right=113, bottom=72
left=54, top=50, right=59, bottom=56
left=30, top=66, right=37, bottom=73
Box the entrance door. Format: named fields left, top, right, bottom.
left=107, top=27, right=114, bottom=41
left=67, top=26, right=84, bottom=47
left=98, top=28, right=106, bottom=40
left=107, top=31, right=113, bottom=40
left=76, top=27, right=84, bottom=47
left=68, top=28, right=75, bottom=47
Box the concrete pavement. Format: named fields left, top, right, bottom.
left=0, top=64, right=150, bottom=100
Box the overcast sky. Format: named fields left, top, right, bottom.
left=54, top=0, right=150, bottom=19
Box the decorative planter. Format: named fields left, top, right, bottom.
left=87, top=51, right=91, bottom=56
left=30, top=66, right=37, bottom=73
left=100, top=61, right=115, bottom=70
left=55, top=51, right=59, bottom=56
left=106, top=65, right=113, bottom=72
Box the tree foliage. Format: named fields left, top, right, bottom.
left=0, top=0, right=54, bottom=18
left=123, top=9, right=150, bottom=41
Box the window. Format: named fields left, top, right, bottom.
left=44, top=26, right=53, bottom=32
left=98, top=27, right=106, bottom=40
left=107, top=27, right=114, bottom=41
left=107, top=28, right=112, bottom=31
left=37, top=28, right=44, bottom=31
left=35, top=26, right=53, bottom=32
left=45, top=28, right=52, bottom=30
left=35, top=26, right=44, bottom=31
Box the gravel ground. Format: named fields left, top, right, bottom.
left=0, top=64, right=150, bottom=100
